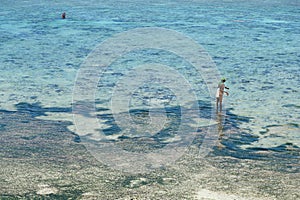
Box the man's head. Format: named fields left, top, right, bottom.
left=221, top=78, right=226, bottom=82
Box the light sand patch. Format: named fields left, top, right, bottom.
left=196, top=189, right=272, bottom=200
left=36, top=184, right=58, bottom=195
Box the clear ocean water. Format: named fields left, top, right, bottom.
left=1, top=0, right=299, bottom=171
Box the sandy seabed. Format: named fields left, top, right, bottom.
left=0, top=110, right=299, bottom=200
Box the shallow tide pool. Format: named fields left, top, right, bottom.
left=0, top=0, right=299, bottom=199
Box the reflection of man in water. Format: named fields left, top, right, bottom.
left=216, top=78, right=229, bottom=112
left=217, top=112, right=225, bottom=149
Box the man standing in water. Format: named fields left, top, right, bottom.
left=62, top=12, right=66, bottom=19
left=216, top=78, right=229, bottom=112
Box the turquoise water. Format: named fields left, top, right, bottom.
left=0, top=0, right=299, bottom=169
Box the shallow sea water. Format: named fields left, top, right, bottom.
left=0, top=0, right=299, bottom=199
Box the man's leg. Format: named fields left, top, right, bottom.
left=219, top=97, right=223, bottom=112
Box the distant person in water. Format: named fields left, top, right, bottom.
left=216, top=78, right=229, bottom=112
left=61, top=12, right=66, bottom=19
